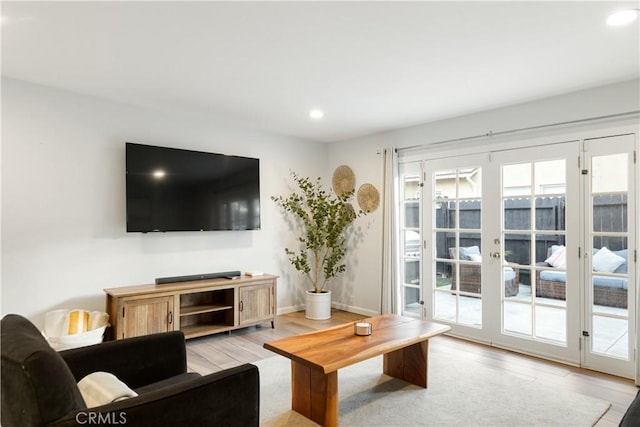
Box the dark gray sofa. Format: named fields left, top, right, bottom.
left=1, top=314, right=259, bottom=427
left=620, top=389, right=640, bottom=426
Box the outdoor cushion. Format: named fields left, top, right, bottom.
left=539, top=270, right=567, bottom=283
left=546, top=245, right=564, bottom=258
left=540, top=246, right=628, bottom=288
left=544, top=247, right=627, bottom=274
left=469, top=253, right=482, bottom=262
left=613, top=249, right=628, bottom=274
left=592, top=275, right=628, bottom=290
left=504, top=268, right=516, bottom=282
left=539, top=270, right=627, bottom=290
left=545, top=245, right=567, bottom=268
left=593, top=247, right=626, bottom=273
left=460, top=246, right=481, bottom=260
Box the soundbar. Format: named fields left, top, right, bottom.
left=155, top=271, right=242, bottom=285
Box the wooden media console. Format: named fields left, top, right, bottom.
left=104, top=274, right=277, bottom=340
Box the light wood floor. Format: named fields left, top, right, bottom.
left=186, top=309, right=638, bottom=426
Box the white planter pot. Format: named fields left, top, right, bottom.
left=305, top=290, right=332, bottom=320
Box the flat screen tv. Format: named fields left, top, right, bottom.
left=126, top=142, right=260, bottom=232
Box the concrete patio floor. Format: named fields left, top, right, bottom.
left=409, top=284, right=629, bottom=359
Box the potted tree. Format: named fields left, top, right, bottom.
left=272, top=172, right=364, bottom=319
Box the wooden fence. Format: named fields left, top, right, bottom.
left=432, top=194, right=627, bottom=284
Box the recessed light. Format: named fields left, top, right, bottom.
left=309, top=109, right=324, bottom=120
left=152, top=170, right=166, bottom=179
left=607, top=9, right=638, bottom=26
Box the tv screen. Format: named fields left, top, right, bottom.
left=126, top=143, right=260, bottom=232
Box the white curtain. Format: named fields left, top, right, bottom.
left=380, top=147, right=400, bottom=314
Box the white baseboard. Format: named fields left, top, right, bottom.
left=331, top=302, right=379, bottom=317
left=277, top=304, right=304, bottom=315
left=277, top=303, right=379, bottom=318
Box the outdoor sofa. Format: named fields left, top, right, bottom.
left=536, top=246, right=628, bottom=308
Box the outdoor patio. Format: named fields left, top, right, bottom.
left=408, top=283, right=629, bottom=359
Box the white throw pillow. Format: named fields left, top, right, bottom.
left=592, top=247, right=626, bottom=273
left=468, top=253, right=482, bottom=262
left=459, top=246, right=481, bottom=260
left=78, top=371, right=138, bottom=408
left=545, top=245, right=567, bottom=268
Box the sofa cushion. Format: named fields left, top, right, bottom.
left=539, top=270, right=628, bottom=290
left=613, top=249, right=628, bottom=274
left=539, top=270, right=567, bottom=283
left=546, top=245, right=565, bottom=258
left=503, top=268, right=516, bottom=281
left=448, top=246, right=481, bottom=260
left=593, top=247, right=626, bottom=273
left=592, top=275, right=628, bottom=290
left=1, top=314, right=85, bottom=427
left=469, top=253, right=482, bottom=262
left=460, top=246, right=481, bottom=260
left=545, top=245, right=567, bottom=268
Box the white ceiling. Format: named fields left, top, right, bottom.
left=2, top=1, right=639, bottom=143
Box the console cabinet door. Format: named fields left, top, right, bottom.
left=239, top=282, right=274, bottom=326
left=121, top=296, right=174, bottom=339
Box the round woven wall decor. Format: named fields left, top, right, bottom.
left=357, top=183, right=380, bottom=212
left=332, top=165, right=355, bottom=197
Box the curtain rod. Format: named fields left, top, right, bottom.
left=399, top=110, right=640, bottom=153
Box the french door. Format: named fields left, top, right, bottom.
left=409, top=136, right=636, bottom=377
left=488, top=143, right=580, bottom=363
left=581, top=134, right=636, bottom=378
left=422, top=153, right=492, bottom=343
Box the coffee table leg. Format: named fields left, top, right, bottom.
left=383, top=339, right=428, bottom=388
left=291, top=361, right=338, bottom=426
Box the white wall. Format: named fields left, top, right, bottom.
left=326, top=143, right=384, bottom=317
left=1, top=78, right=328, bottom=327
left=328, top=79, right=640, bottom=315
left=3, top=78, right=638, bottom=326
left=375, top=79, right=640, bottom=151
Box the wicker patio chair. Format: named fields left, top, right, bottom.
left=451, top=263, right=519, bottom=297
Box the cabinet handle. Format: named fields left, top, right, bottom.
left=168, top=311, right=173, bottom=325
left=239, top=301, right=244, bottom=312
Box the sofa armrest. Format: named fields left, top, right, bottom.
left=60, top=331, right=187, bottom=388
left=50, top=363, right=260, bottom=427
left=620, top=389, right=640, bottom=427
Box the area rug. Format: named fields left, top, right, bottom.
left=255, top=353, right=610, bottom=426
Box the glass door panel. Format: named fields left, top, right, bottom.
left=501, top=158, right=568, bottom=346
left=400, top=163, right=422, bottom=316
left=432, top=167, right=483, bottom=327
left=583, top=136, right=635, bottom=380
left=490, top=140, right=582, bottom=366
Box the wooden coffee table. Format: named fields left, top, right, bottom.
left=263, top=314, right=450, bottom=426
